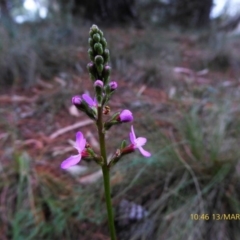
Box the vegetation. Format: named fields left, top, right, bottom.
left=1, top=1, right=240, bottom=239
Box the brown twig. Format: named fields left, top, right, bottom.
left=49, top=119, right=94, bottom=139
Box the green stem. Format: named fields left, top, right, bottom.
left=97, top=106, right=117, bottom=240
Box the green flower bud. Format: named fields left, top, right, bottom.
left=103, top=49, right=110, bottom=63
left=73, top=97, right=96, bottom=120
left=105, top=84, right=111, bottom=95
left=89, top=73, right=96, bottom=81
left=95, top=55, right=104, bottom=65
left=88, top=38, right=94, bottom=48
left=94, top=43, right=103, bottom=55
left=86, top=108, right=97, bottom=120
left=94, top=80, right=104, bottom=99
left=100, top=38, right=107, bottom=48
left=103, top=65, right=111, bottom=84
left=89, top=24, right=99, bottom=37
left=99, top=30, right=104, bottom=37
left=88, top=48, right=94, bottom=61
left=97, top=64, right=104, bottom=75
left=93, top=33, right=101, bottom=42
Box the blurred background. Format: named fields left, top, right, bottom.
left=1, top=0, right=240, bottom=239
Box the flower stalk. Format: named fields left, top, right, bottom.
left=60, top=24, right=151, bottom=240
left=97, top=105, right=117, bottom=239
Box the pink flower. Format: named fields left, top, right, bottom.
left=129, top=125, right=151, bottom=157
left=118, top=110, right=133, bottom=122
left=61, top=132, right=87, bottom=169
left=82, top=94, right=97, bottom=108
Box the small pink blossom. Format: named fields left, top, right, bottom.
left=129, top=125, right=151, bottom=157
left=61, top=132, right=87, bottom=169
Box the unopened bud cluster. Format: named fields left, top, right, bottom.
left=88, top=25, right=110, bottom=83
left=86, top=25, right=117, bottom=107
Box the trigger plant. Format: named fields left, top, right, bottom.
left=60, top=25, right=151, bottom=240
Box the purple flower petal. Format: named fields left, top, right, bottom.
left=75, top=132, right=86, bottom=152
left=129, top=125, right=151, bottom=158
left=131, top=125, right=136, bottom=140
left=135, top=137, right=147, bottom=147
left=129, top=131, right=135, bottom=144
left=82, top=94, right=95, bottom=107
left=61, top=154, right=81, bottom=169
left=138, top=147, right=151, bottom=157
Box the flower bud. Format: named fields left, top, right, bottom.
left=94, top=80, right=104, bottom=88
left=72, top=95, right=82, bottom=105
left=118, top=110, right=133, bottom=123
left=93, top=33, right=101, bottom=42
left=105, top=81, right=117, bottom=95
left=100, top=38, right=107, bottom=48
left=89, top=25, right=99, bottom=37
left=109, top=81, right=117, bottom=91
left=103, top=49, right=110, bottom=63
left=94, top=80, right=104, bottom=105
left=97, top=64, right=104, bottom=75
left=72, top=95, right=96, bottom=120
left=104, top=110, right=133, bottom=131
left=89, top=73, right=96, bottom=81
left=88, top=48, right=94, bottom=61
left=72, top=96, right=96, bottom=120
left=99, top=29, right=104, bottom=37
left=87, top=62, right=96, bottom=75
left=94, top=43, right=103, bottom=55
left=95, top=55, right=104, bottom=66
left=103, top=65, right=111, bottom=84
left=88, top=38, right=94, bottom=48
